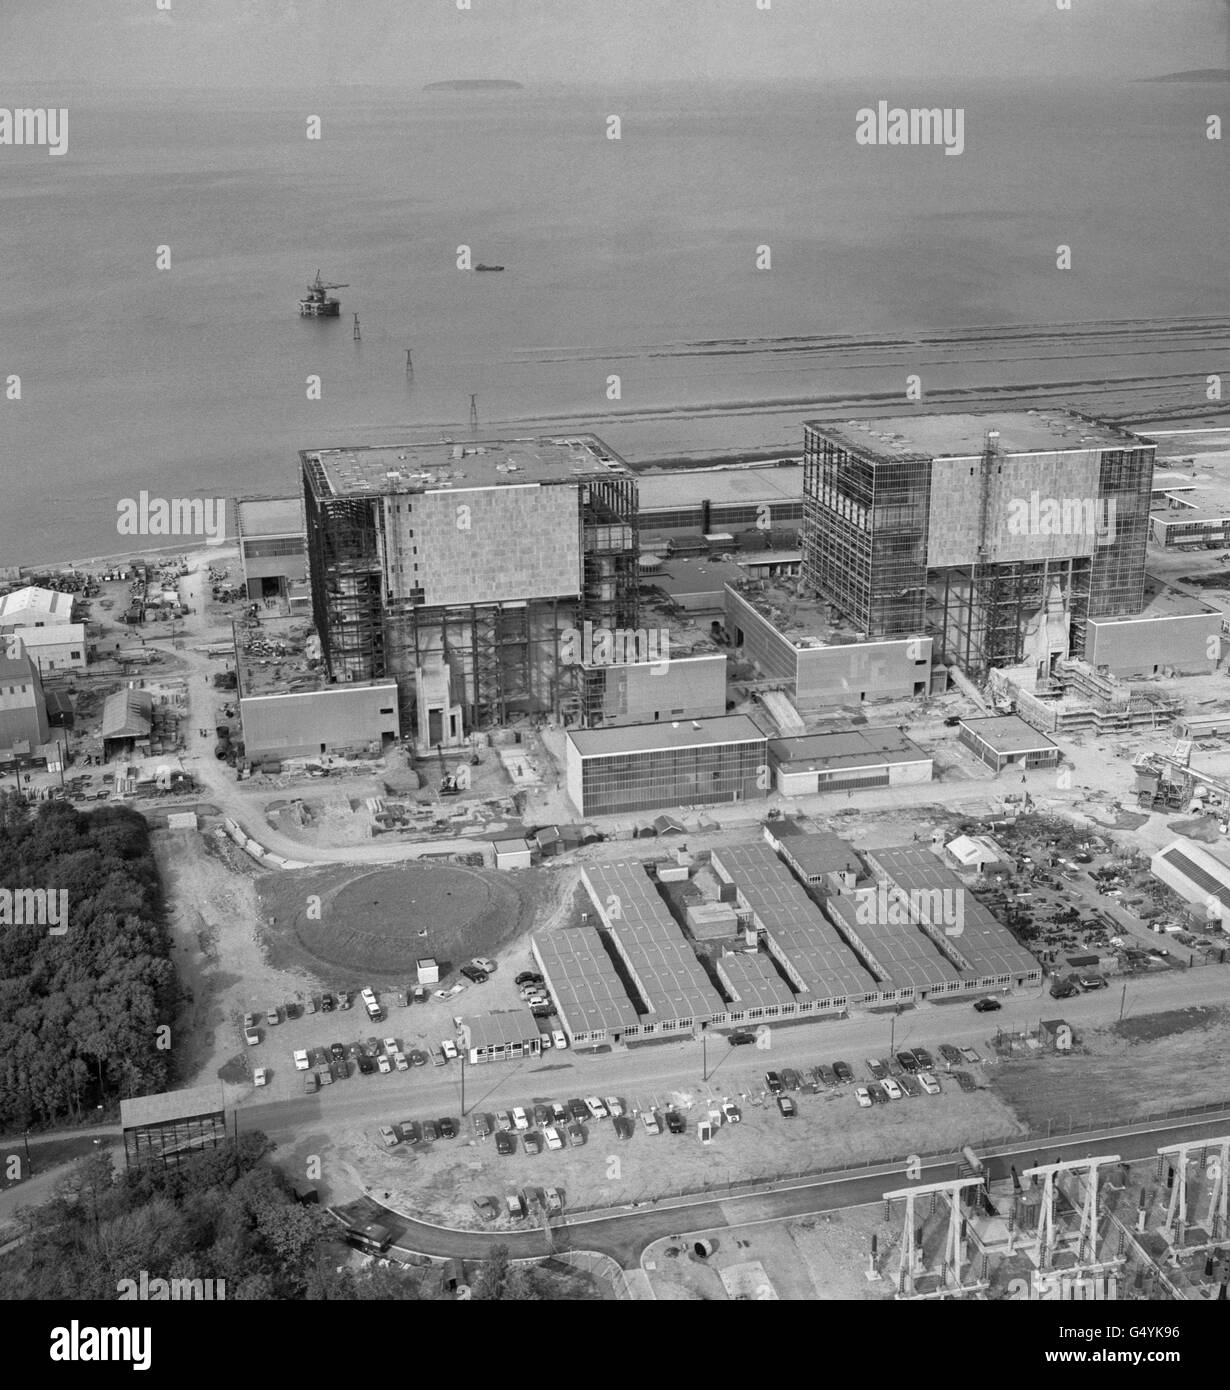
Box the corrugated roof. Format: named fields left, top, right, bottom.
left=716, top=951, right=797, bottom=1009
left=461, top=1008, right=541, bottom=1049
left=532, top=929, right=641, bottom=1035
left=101, top=688, right=154, bottom=740
left=120, top=1082, right=226, bottom=1130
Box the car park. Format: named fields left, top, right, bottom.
left=567, top=1123, right=587, bottom=1147
left=440, top=1040, right=459, bottom=1061
left=495, top=1131, right=516, bottom=1156
left=472, top=1196, right=498, bottom=1222
left=780, top=1068, right=802, bottom=1091
left=855, top=1087, right=872, bottom=1108
left=243, top=1027, right=260, bottom=1047
left=544, top=1187, right=563, bottom=1216
left=523, top=1131, right=544, bottom=1155
left=665, top=1110, right=686, bottom=1135
left=973, top=997, right=1002, bottom=1012
left=917, top=1072, right=941, bottom=1095
left=898, top=1072, right=922, bottom=1098
left=727, top=1030, right=756, bottom=1046
left=912, top=1048, right=935, bottom=1070
left=721, top=1101, right=741, bottom=1124
left=894, top=1050, right=919, bottom=1074
left=584, top=1097, right=608, bottom=1120
left=408, top=1049, right=428, bottom=1067
left=544, top=1126, right=564, bottom=1150
left=380, top=1126, right=399, bottom=1148
left=612, top=1115, right=634, bottom=1140
left=865, top=1058, right=888, bottom=1080
left=472, top=1113, right=492, bottom=1138
left=954, top=1071, right=977, bottom=1093
left=512, top=1107, right=530, bottom=1131
left=776, top=1095, right=797, bottom=1118
left=552, top=1030, right=569, bottom=1050
left=881, top=1077, right=903, bottom=1101
left=253, top=1067, right=269, bottom=1087
left=765, top=1071, right=784, bottom=1095
left=832, top=1061, right=854, bottom=1084
left=567, top=1098, right=589, bottom=1122
left=377, top=1054, right=392, bottom=1074
left=304, top=1072, right=319, bottom=1093
left=641, top=1109, right=661, bottom=1134
left=938, top=1044, right=963, bottom=1066
left=438, top=1117, right=458, bottom=1139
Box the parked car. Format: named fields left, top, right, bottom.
left=429, top=1046, right=445, bottom=1067
left=529, top=1103, right=550, bottom=1127
left=544, top=1187, right=563, bottom=1216
left=665, top=1110, right=686, bottom=1135
left=604, top=1096, right=624, bottom=1118
left=242, top=1012, right=257, bottom=1030
left=721, top=1100, right=741, bottom=1124
left=441, top=1039, right=459, bottom=1061
left=780, top=1068, right=802, bottom=1091
left=243, top=1027, right=260, bottom=1047
left=867, top=1082, right=887, bottom=1105
left=727, top=1030, right=756, bottom=1046
left=329, top=1042, right=346, bottom=1061
left=337, top=991, right=351, bottom=1010
left=506, top=1191, right=526, bottom=1220
left=531, top=1006, right=554, bottom=1020
left=865, top=1058, right=888, bottom=1081
left=816, top=1064, right=838, bottom=1088
left=881, top=1076, right=903, bottom=1101
left=584, top=1097, right=608, bottom=1121
left=293, top=1049, right=310, bottom=1071
left=973, top=997, right=1002, bottom=1012
left=1078, top=974, right=1107, bottom=990
left=567, top=1098, right=589, bottom=1122
left=612, top=1115, right=634, bottom=1141
left=383, top=1037, right=399, bottom=1055
left=552, top=1030, right=569, bottom=1050
left=472, top=1196, right=498, bottom=1222
left=471, top=957, right=498, bottom=974
left=304, top=1072, right=319, bottom=1093
left=544, top=1126, right=564, bottom=1151
left=377, top=1054, right=392, bottom=1074
left=472, top=1113, right=492, bottom=1138
left=438, top=1117, right=458, bottom=1139
left=422, top=1119, right=440, bottom=1142
left=514, top=972, right=541, bottom=986
left=495, top=1111, right=513, bottom=1132
left=283, top=1002, right=300, bottom=1021
left=960, top=1046, right=981, bottom=1064
left=938, top=1044, right=963, bottom=1065
left=495, top=1131, right=516, bottom=1156
left=912, top=1048, right=935, bottom=1070
left=253, top=1067, right=268, bottom=1087
left=393, top=1051, right=409, bottom=1071
left=1050, top=978, right=1080, bottom=999
left=330, top=1060, right=348, bottom=1082
left=434, top=984, right=466, bottom=1001
left=917, top=1072, right=941, bottom=1095
left=832, top=1061, right=854, bottom=1084
left=523, top=1131, right=544, bottom=1155
left=551, top=1102, right=568, bottom=1125
left=357, top=1056, right=377, bottom=1075
left=765, top=1071, right=784, bottom=1095
left=894, top=1050, right=920, bottom=1074
left=954, top=1071, right=978, bottom=1093
left=855, top=1087, right=872, bottom=1108
left=360, top=987, right=378, bottom=1008
left=776, top=1095, right=797, bottom=1118
left=320, top=992, right=336, bottom=1012
left=408, top=1049, right=428, bottom=1067
left=641, top=1109, right=661, bottom=1134
left=265, top=1007, right=280, bottom=1026
left=567, top=1123, right=587, bottom=1147
left=379, top=1126, right=399, bottom=1148
left=317, top=1066, right=333, bottom=1086
left=898, top=1072, right=922, bottom=1098
left=512, top=1107, right=530, bottom=1131
left=459, top=965, right=488, bottom=984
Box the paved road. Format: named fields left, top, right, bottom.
left=363, top=1111, right=1230, bottom=1268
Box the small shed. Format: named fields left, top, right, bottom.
left=494, top=837, right=533, bottom=871
left=416, top=957, right=440, bottom=985
left=1039, top=1019, right=1074, bottom=1050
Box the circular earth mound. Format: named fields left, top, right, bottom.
left=292, top=863, right=521, bottom=976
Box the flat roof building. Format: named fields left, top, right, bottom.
left=958, top=715, right=1061, bottom=773
left=768, top=726, right=933, bottom=796
left=121, top=1083, right=227, bottom=1169
left=802, top=410, right=1155, bottom=677
left=459, top=1009, right=543, bottom=1064
left=237, top=496, right=309, bottom=604
left=563, top=714, right=767, bottom=818
left=636, top=462, right=803, bottom=546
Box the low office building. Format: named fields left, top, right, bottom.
left=715, top=950, right=798, bottom=1017
left=531, top=928, right=642, bottom=1047
left=460, top=1009, right=543, bottom=1064
left=768, top=727, right=933, bottom=796
left=121, top=1083, right=227, bottom=1170
left=958, top=715, right=1061, bottom=773
left=761, top=821, right=862, bottom=887
left=1150, top=838, right=1230, bottom=930
left=1149, top=490, right=1230, bottom=549
left=6, top=623, right=88, bottom=673
left=563, top=714, right=767, bottom=818
left=724, top=583, right=935, bottom=709
left=493, top=838, right=533, bottom=871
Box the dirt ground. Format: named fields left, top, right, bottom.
left=333, top=1073, right=1024, bottom=1233
left=642, top=1205, right=899, bottom=1300
left=990, top=1005, right=1230, bottom=1131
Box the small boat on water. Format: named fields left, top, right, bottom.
left=474, top=264, right=504, bottom=272
left=299, top=270, right=349, bottom=316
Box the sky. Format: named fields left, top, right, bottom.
left=0, top=0, right=1227, bottom=88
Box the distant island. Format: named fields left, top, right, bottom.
left=1138, top=69, right=1230, bottom=83
left=423, top=79, right=524, bottom=92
